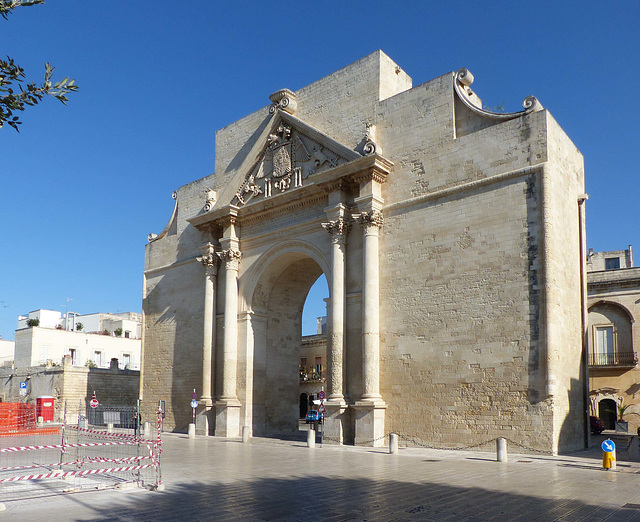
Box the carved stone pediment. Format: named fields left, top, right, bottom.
left=231, top=112, right=361, bottom=207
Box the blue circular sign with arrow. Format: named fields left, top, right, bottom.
left=601, top=439, right=615, bottom=453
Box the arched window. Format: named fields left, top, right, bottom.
left=588, top=302, right=635, bottom=367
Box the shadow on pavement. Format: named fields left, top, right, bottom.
left=55, top=476, right=640, bottom=521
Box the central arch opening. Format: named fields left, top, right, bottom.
left=250, top=252, right=328, bottom=437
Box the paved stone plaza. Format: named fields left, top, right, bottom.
left=4, top=433, right=640, bottom=521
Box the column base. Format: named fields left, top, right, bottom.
left=214, top=399, right=241, bottom=438
left=353, top=399, right=387, bottom=447
left=323, top=400, right=348, bottom=445
left=196, top=404, right=214, bottom=436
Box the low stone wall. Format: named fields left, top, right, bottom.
left=0, top=361, right=139, bottom=422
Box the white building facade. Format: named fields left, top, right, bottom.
left=14, top=309, right=141, bottom=369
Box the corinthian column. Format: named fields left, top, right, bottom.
left=357, top=210, right=384, bottom=400
left=322, top=209, right=350, bottom=403
left=199, top=243, right=219, bottom=408
left=219, top=247, right=242, bottom=401
left=214, top=245, right=242, bottom=438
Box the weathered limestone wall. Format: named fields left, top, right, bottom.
left=0, top=364, right=139, bottom=422
left=142, top=175, right=215, bottom=429
left=542, top=113, right=586, bottom=451
left=142, top=51, right=585, bottom=451
left=380, top=174, right=549, bottom=447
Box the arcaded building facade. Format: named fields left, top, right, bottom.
left=587, top=247, right=640, bottom=432
left=141, top=51, right=586, bottom=452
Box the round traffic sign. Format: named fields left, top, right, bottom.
left=318, top=391, right=325, bottom=400
left=90, top=399, right=99, bottom=409
left=602, top=439, right=615, bottom=453
left=190, top=400, right=198, bottom=409
left=192, top=391, right=197, bottom=400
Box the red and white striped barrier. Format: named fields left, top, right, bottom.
left=0, top=440, right=142, bottom=454
left=0, top=450, right=154, bottom=472
left=68, top=425, right=152, bottom=442
left=0, top=464, right=156, bottom=483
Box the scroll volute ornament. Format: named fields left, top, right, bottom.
left=269, top=89, right=297, bottom=115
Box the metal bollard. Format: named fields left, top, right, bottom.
left=307, top=427, right=316, bottom=448
left=497, top=437, right=507, bottom=462
left=107, top=423, right=114, bottom=434
left=188, top=423, right=196, bottom=439
left=389, top=433, right=398, bottom=454
left=242, top=425, right=250, bottom=443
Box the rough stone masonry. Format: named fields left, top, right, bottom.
left=141, top=51, right=586, bottom=453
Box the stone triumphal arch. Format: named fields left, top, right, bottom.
left=142, top=51, right=587, bottom=452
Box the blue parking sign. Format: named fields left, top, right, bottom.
left=19, top=382, right=27, bottom=389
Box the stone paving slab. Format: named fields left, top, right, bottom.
left=2, top=433, right=640, bottom=521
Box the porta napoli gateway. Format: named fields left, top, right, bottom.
left=142, top=50, right=586, bottom=453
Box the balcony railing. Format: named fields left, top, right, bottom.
left=589, top=351, right=638, bottom=368
left=299, top=366, right=325, bottom=383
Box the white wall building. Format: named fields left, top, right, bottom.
left=17, top=310, right=142, bottom=339
left=0, top=339, right=14, bottom=367
left=14, top=309, right=141, bottom=370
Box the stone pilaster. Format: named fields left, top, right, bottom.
left=357, top=210, right=384, bottom=400
left=354, top=208, right=387, bottom=447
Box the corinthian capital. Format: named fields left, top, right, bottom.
left=322, top=218, right=351, bottom=241
left=218, top=248, right=242, bottom=270
left=199, top=243, right=220, bottom=271
left=357, top=210, right=384, bottom=231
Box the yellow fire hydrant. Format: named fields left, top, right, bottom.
left=602, top=439, right=616, bottom=470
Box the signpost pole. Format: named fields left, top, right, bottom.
left=320, top=387, right=325, bottom=448
left=189, top=389, right=198, bottom=439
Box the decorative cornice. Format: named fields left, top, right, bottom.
left=357, top=210, right=384, bottom=231
left=454, top=68, right=543, bottom=121
left=218, top=206, right=239, bottom=229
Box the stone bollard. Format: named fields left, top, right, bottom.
left=37, top=416, right=44, bottom=427
left=188, top=423, right=196, bottom=439
left=497, top=437, right=507, bottom=462
left=307, top=427, right=316, bottom=448
left=107, top=423, right=114, bottom=434
left=143, top=421, right=151, bottom=438
left=79, top=417, right=86, bottom=429
left=389, top=433, right=398, bottom=454
left=242, top=425, right=250, bottom=443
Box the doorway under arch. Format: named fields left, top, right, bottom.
left=599, top=398, right=617, bottom=430
left=299, top=393, right=308, bottom=418
left=248, top=251, right=327, bottom=437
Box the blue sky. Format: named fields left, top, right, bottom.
left=1, top=1, right=639, bottom=340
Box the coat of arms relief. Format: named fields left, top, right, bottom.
left=232, top=121, right=351, bottom=206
